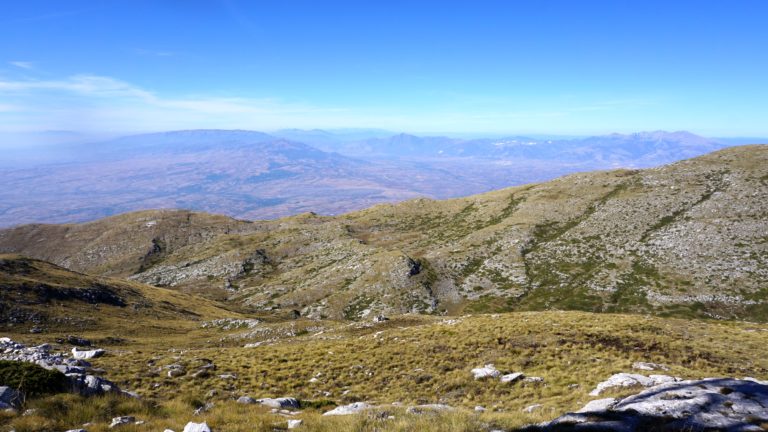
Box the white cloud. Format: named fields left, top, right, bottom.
left=0, top=74, right=353, bottom=133
left=9, top=61, right=34, bottom=69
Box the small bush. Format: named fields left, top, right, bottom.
left=0, top=360, right=68, bottom=398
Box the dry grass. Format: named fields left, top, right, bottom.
left=3, top=310, right=767, bottom=431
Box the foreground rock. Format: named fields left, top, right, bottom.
left=527, top=378, right=768, bottom=431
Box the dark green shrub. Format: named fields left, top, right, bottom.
left=0, top=360, right=68, bottom=398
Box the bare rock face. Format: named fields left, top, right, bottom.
left=528, top=378, right=768, bottom=432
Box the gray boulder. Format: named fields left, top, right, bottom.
left=257, top=397, right=300, bottom=409
left=0, top=386, right=21, bottom=409
left=237, top=396, right=256, bottom=404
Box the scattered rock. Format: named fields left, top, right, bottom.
left=589, top=373, right=679, bottom=396
left=58, top=336, right=91, bottom=346
left=373, top=315, right=389, bottom=323
left=168, top=369, right=186, bottom=378
left=474, top=406, right=486, bottom=412
left=257, top=397, right=300, bottom=409
left=323, top=402, right=372, bottom=416
left=631, top=361, right=669, bottom=371
left=406, top=404, right=454, bottom=414
left=109, top=416, right=135, bottom=428
left=500, top=372, right=525, bottom=383
left=524, top=404, right=542, bottom=413
left=64, top=429, right=88, bottom=432
left=471, top=364, right=501, bottom=380
left=237, top=396, right=256, bottom=404
left=183, top=422, right=212, bottom=432
left=71, top=348, right=105, bottom=360
left=523, top=376, right=544, bottom=383
left=287, top=419, right=303, bottom=429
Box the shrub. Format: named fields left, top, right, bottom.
left=0, top=360, right=68, bottom=398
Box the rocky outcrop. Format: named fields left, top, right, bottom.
left=528, top=378, right=768, bottom=432
left=0, top=337, right=125, bottom=397
left=589, top=373, right=680, bottom=396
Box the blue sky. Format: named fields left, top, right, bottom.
left=1, top=0, right=767, bottom=137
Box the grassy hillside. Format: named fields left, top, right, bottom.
left=0, top=254, right=242, bottom=334
left=1, top=145, right=766, bottom=321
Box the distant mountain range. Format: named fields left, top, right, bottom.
left=0, top=129, right=741, bottom=227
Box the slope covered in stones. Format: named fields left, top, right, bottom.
left=1, top=145, right=766, bottom=321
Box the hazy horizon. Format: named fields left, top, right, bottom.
left=2, top=1, right=767, bottom=139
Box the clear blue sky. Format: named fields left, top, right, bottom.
left=1, top=0, right=766, bottom=137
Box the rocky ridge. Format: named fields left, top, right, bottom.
left=1, top=146, right=766, bottom=321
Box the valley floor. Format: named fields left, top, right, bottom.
left=3, top=310, right=768, bottom=431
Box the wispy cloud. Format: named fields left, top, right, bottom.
left=0, top=74, right=348, bottom=133
left=9, top=61, right=34, bottom=70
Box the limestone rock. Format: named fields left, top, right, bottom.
left=405, top=404, right=454, bottom=414
left=287, top=419, right=303, bottom=429
left=531, top=378, right=768, bottom=432
left=183, top=422, right=212, bottom=432
left=589, top=373, right=679, bottom=396
left=71, top=348, right=105, bottom=360
left=500, top=372, right=525, bottom=383
left=109, top=416, right=135, bottom=428
left=257, top=397, right=300, bottom=409
left=471, top=364, right=501, bottom=380
left=322, top=402, right=372, bottom=416
left=631, top=361, right=669, bottom=371
left=237, top=396, right=256, bottom=404
left=576, top=397, right=617, bottom=413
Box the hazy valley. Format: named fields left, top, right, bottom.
left=0, top=129, right=728, bottom=227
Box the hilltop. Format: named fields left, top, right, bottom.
left=2, top=145, right=766, bottom=322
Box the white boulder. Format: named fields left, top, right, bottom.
left=183, top=422, right=211, bottom=432
left=71, top=348, right=105, bottom=360
left=471, top=364, right=501, bottom=380
left=322, top=402, right=372, bottom=416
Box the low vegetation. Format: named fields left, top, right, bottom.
left=2, top=310, right=767, bottom=431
